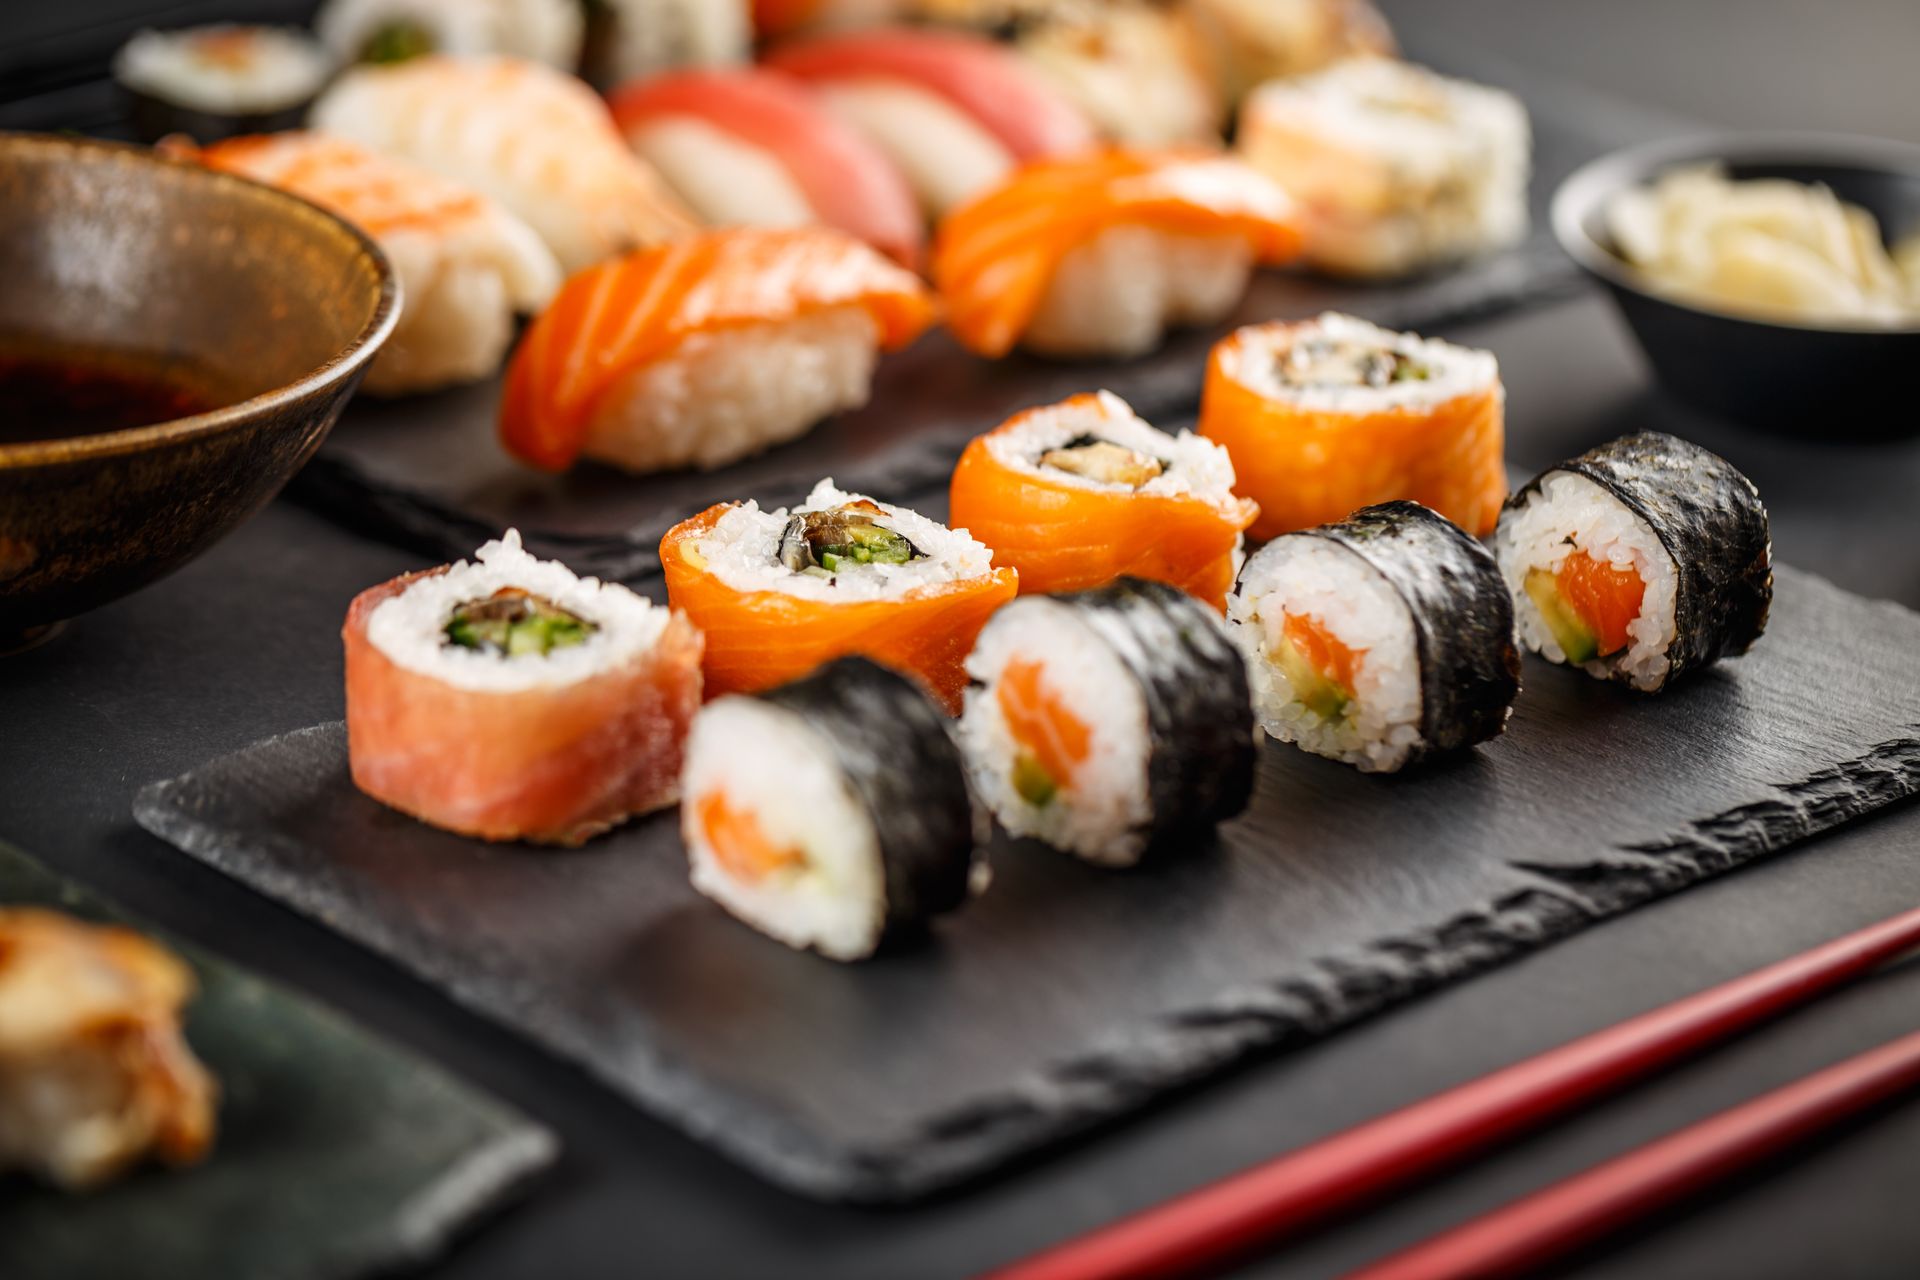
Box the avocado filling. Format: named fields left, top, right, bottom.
left=1279, top=338, right=1432, bottom=390
left=1038, top=435, right=1165, bottom=488
left=1523, top=568, right=1600, bottom=664
left=778, top=502, right=924, bottom=577
left=1271, top=631, right=1353, bottom=721
left=444, top=588, right=596, bottom=657
left=1010, top=754, right=1059, bottom=807
left=359, top=21, right=436, bottom=64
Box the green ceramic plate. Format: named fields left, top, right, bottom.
left=0, top=842, right=556, bottom=1280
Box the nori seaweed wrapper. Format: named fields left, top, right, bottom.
left=1308, top=501, right=1523, bottom=758
left=1052, top=578, right=1257, bottom=844
left=1508, top=432, right=1772, bottom=687
left=762, top=658, right=982, bottom=928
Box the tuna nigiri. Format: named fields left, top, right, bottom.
left=763, top=28, right=1097, bottom=215
left=500, top=226, right=936, bottom=473
left=948, top=390, right=1257, bottom=610
left=609, top=68, right=922, bottom=266
left=344, top=530, right=703, bottom=844
left=312, top=55, right=697, bottom=273
left=188, top=131, right=561, bottom=395
left=661, top=479, right=1018, bottom=713
left=932, top=149, right=1303, bottom=359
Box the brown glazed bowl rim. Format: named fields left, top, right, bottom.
left=0, top=132, right=400, bottom=468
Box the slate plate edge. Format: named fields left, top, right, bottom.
left=132, top=697, right=1920, bottom=1203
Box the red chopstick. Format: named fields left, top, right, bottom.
left=1341, top=1027, right=1920, bottom=1280
left=984, top=905, right=1920, bottom=1280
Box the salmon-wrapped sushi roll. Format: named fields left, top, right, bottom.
left=311, top=55, right=697, bottom=272
left=500, top=226, right=935, bottom=474
left=661, top=479, right=1018, bottom=713
left=763, top=28, right=1097, bottom=215
left=948, top=390, right=1257, bottom=610
left=1200, top=312, right=1507, bottom=540
left=344, top=530, right=703, bottom=845
left=608, top=68, right=922, bottom=266
left=933, top=150, right=1303, bottom=359
left=188, top=132, right=561, bottom=396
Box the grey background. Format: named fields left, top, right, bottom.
left=4, top=0, right=1920, bottom=1276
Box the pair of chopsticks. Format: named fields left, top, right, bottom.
left=987, top=905, right=1920, bottom=1280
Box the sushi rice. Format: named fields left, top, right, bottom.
left=114, top=26, right=333, bottom=116
left=1024, top=226, right=1256, bottom=360
left=1495, top=471, right=1680, bottom=692
left=315, top=0, right=584, bottom=69
left=977, top=389, right=1238, bottom=505
left=1228, top=537, right=1423, bottom=771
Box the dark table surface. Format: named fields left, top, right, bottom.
left=5, top=1, right=1920, bottom=1277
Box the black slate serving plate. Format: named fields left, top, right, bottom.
left=0, top=842, right=556, bottom=1280
left=133, top=562, right=1920, bottom=1203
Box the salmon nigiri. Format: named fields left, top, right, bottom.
left=608, top=67, right=923, bottom=266
left=312, top=55, right=697, bottom=272
left=344, top=530, right=703, bottom=845
left=500, top=226, right=935, bottom=474
left=764, top=28, right=1097, bottom=215
left=187, top=131, right=561, bottom=396
left=932, top=149, right=1304, bottom=360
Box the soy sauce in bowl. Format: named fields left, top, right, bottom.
left=0, top=341, right=242, bottom=445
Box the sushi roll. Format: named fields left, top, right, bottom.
left=188, top=132, right=561, bottom=396
left=583, top=0, right=751, bottom=88
left=314, top=0, right=584, bottom=69
left=113, top=25, right=333, bottom=144
left=1183, top=0, right=1394, bottom=108
left=960, top=578, right=1255, bottom=866
left=762, top=29, right=1097, bottom=216
left=311, top=55, right=698, bottom=273
left=947, top=390, right=1258, bottom=610
left=1199, top=312, right=1507, bottom=540
left=608, top=68, right=923, bottom=266
left=660, top=479, right=1018, bottom=713
left=1238, top=58, right=1530, bottom=279
left=500, top=227, right=935, bottom=473
left=1494, top=433, right=1772, bottom=693
left=681, top=658, right=987, bottom=960
left=933, top=150, right=1303, bottom=360
left=1228, top=501, right=1521, bottom=772
left=915, top=0, right=1221, bottom=146
left=344, top=530, right=703, bottom=844
left=752, top=0, right=908, bottom=38
left=0, top=910, right=217, bottom=1191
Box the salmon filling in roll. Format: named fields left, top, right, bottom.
left=933, top=150, right=1303, bottom=360
left=947, top=390, right=1257, bottom=610
left=500, top=226, right=935, bottom=474
left=661, top=480, right=1017, bottom=713
left=1200, top=311, right=1507, bottom=539
left=344, top=530, right=703, bottom=844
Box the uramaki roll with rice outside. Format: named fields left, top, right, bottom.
left=947, top=390, right=1258, bottom=611
left=1200, top=311, right=1507, bottom=540
left=959, top=578, right=1255, bottom=867
left=661, top=479, right=1018, bottom=713
left=682, top=658, right=988, bottom=961
left=344, top=531, right=703, bottom=844
left=1228, top=501, right=1520, bottom=772
left=1495, top=432, right=1772, bottom=692
left=1237, top=57, right=1529, bottom=279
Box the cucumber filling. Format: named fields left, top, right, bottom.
left=444, top=589, right=596, bottom=657
left=1272, top=631, right=1353, bottom=721
left=1524, top=568, right=1601, bottom=664
left=1010, top=754, right=1058, bottom=808
left=779, top=502, right=923, bottom=575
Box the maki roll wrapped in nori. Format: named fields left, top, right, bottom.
left=1495, top=432, right=1772, bottom=692
left=1229, top=500, right=1521, bottom=772
left=959, top=578, right=1256, bottom=867
left=681, top=658, right=987, bottom=961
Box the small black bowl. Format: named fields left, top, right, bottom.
left=1552, top=132, right=1920, bottom=439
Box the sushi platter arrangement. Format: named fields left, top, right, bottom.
left=11, top=0, right=1920, bottom=1231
